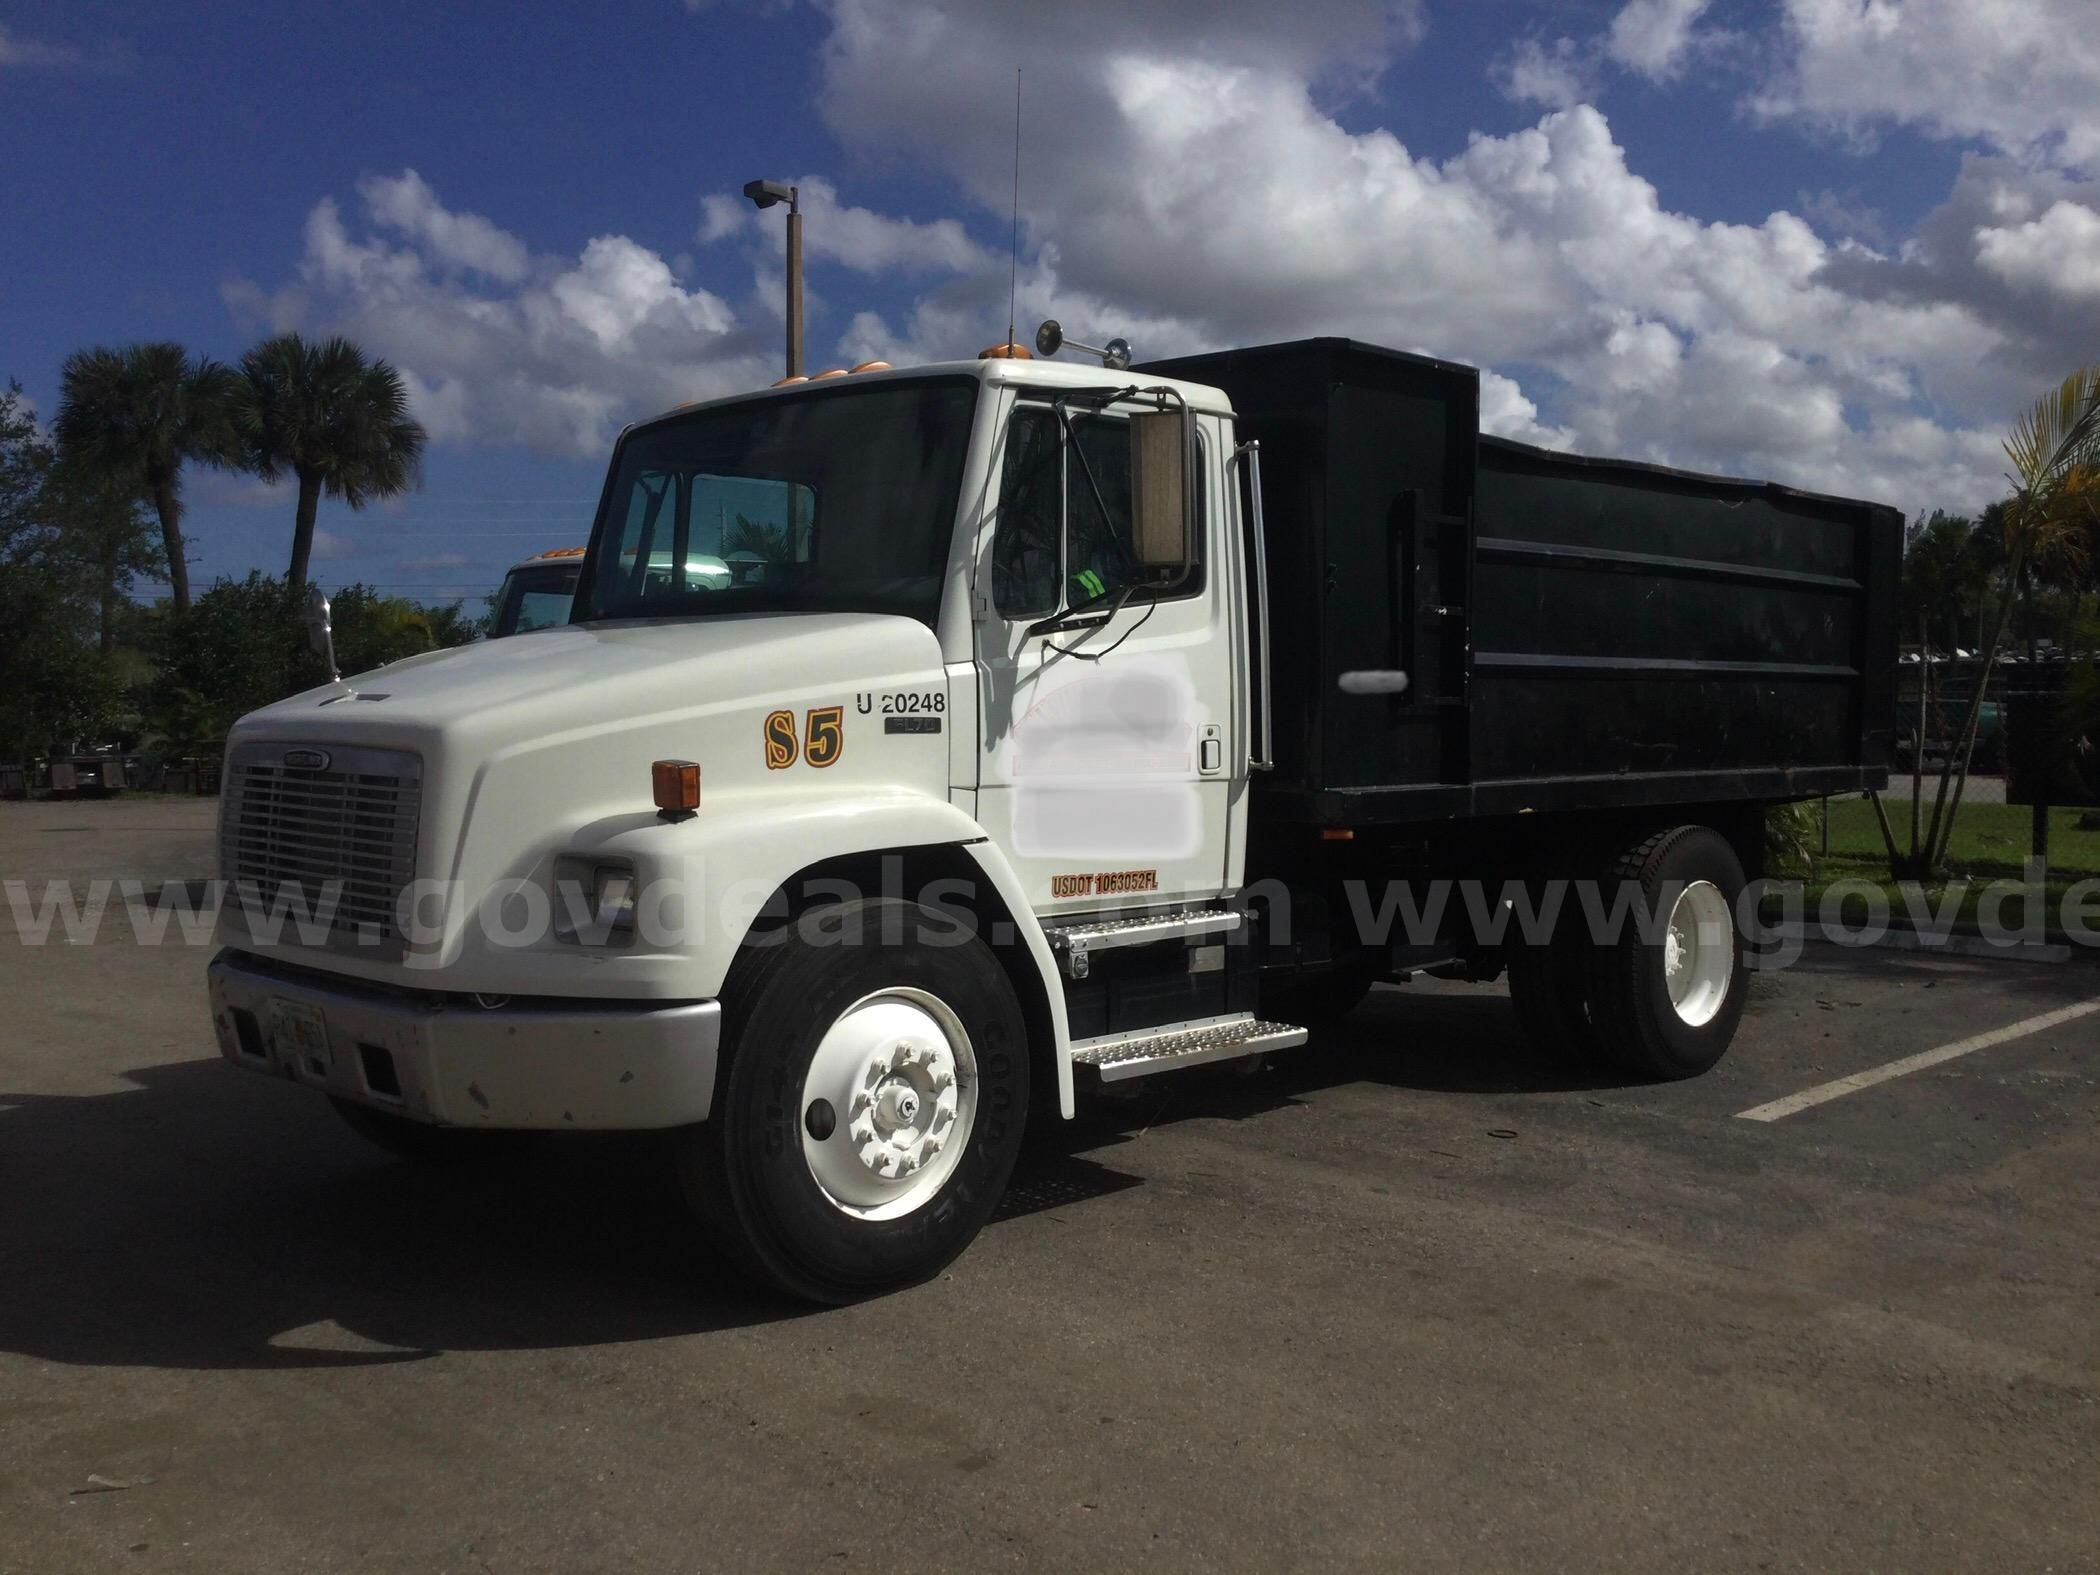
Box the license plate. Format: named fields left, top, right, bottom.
left=269, top=998, right=332, bottom=1075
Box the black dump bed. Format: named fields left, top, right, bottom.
left=1140, top=338, right=1900, bottom=824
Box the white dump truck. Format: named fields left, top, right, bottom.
left=210, top=327, right=1898, bottom=1300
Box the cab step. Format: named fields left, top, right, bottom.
left=1045, top=907, right=1243, bottom=979
left=1069, top=1013, right=1309, bottom=1082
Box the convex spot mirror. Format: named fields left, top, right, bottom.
left=1129, top=408, right=1192, bottom=572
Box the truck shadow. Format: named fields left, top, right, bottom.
left=0, top=1060, right=818, bottom=1372
left=1036, top=984, right=1647, bottom=1152
left=20, top=962, right=1947, bottom=1370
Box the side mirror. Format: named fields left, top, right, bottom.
left=1129, top=408, right=1192, bottom=571
left=304, top=584, right=341, bottom=682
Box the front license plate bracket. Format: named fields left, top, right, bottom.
left=269, top=998, right=332, bottom=1078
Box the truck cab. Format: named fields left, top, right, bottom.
left=208, top=332, right=1896, bottom=1301
left=210, top=348, right=1287, bottom=1299
left=488, top=546, right=586, bottom=638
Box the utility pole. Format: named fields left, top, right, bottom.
left=744, top=179, right=803, bottom=378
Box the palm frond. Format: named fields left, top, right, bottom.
left=235, top=332, right=426, bottom=508
left=2005, top=364, right=2100, bottom=496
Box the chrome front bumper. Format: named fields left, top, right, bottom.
left=208, top=950, right=721, bottom=1130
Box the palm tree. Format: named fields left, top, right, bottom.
left=1915, top=366, right=2100, bottom=872
left=55, top=343, right=240, bottom=612
left=235, top=333, right=427, bottom=589
left=47, top=475, right=165, bottom=654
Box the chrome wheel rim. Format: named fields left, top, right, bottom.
left=1663, top=880, right=1733, bottom=1028
left=799, top=987, right=977, bottom=1221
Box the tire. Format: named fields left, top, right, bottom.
left=677, top=898, right=1031, bottom=1303
left=1585, top=825, right=1748, bottom=1080
left=1505, top=905, right=1606, bottom=1067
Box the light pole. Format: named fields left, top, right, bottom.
left=743, top=179, right=802, bottom=379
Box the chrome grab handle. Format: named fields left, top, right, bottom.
left=1234, top=439, right=1274, bottom=772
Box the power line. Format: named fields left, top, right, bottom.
left=331, top=533, right=588, bottom=541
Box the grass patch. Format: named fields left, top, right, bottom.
left=1772, top=797, right=2100, bottom=937
left=1798, top=797, right=2100, bottom=880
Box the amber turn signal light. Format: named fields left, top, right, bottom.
left=652, top=760, right=700, bottom=820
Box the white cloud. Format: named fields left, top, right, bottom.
left=228, top=176, right=774, bottom=457
left=0, top=22, right=125, bottom=72
left=1479, top=370, right=1574, bottom=450
left=191, top=472, right=293, bottom=508
left=359, top=170, right=530, bottom=282
left=0, top=23, right=73, bottom=68
left=1975, top=200, right=2100, bottom=299
left=400, top=553, right=471, bottom=572
left=230, top=1, right=2100, bottom=518
left=1752, top=0, right=2100, bottom=170
left=698, top=176, right=989, bottom=274
left=1495, top=35, right=1596, bottom=110
left=805, top=0, right=2087, bottom=510
left=311, top=527, right=357, bottom=562
left=1605, top=0, right=1715, bottom=81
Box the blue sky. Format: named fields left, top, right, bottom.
left=5, top=0, right=2097, bottom=612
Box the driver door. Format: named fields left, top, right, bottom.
left=973, top=394, right=1234, bottom=918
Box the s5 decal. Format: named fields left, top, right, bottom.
left=763, top=710, right=798, bottom=770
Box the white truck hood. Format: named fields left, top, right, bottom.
left=237, top=612, right=936, bottom=755
left=220, top=610, right=959, bottom=996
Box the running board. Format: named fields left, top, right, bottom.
left=1069, top=1014, right=1308, bottom=1082
left=1045, top=908, right=1243, bottom=979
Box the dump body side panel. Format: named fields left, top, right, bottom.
left=1472, top=436, right=1899, bottom=787
left=1140, top=339, right=1899, bottom=825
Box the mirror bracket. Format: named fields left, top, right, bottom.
left=304, top=585, right=342, bottom=684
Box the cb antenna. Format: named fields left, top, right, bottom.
left=1006, top=66, right=1021, bottom=355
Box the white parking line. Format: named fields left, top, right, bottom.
left=1735, top=997, right=2100, bottom=1122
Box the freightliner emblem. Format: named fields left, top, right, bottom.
left=282, top=748, right=331, bottom=771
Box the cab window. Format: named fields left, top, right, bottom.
left=992, top=408, right=1062, bottom=617
left=990, top=404, right=1202, bottom=621
left=578, top=380, right=975, bottom=628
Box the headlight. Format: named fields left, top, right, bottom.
left=553, top=855, right=637, bottom=945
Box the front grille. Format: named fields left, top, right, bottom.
left=220, top=742, right=422, bottom=960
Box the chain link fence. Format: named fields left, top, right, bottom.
left=1806, top=654, right=2100, bottom=879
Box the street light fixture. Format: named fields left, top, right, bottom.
left=744, top=178, right=802, bottom=379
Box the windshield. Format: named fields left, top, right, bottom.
left=490, top=562, right=582, bottom=637
left=576, top=378, right=978, bottom=627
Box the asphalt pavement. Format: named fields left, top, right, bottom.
left=3, top=799, right=2096, bottom=1572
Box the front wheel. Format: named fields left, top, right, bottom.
left=678, top=899, right=1030, bottom=1303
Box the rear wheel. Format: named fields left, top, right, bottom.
left=1585, top=826, right=1748, bottom=1080
left=678, top=899, right=1030, bottom=1303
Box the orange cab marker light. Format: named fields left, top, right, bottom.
left=652, top=760, right=701, bottom=821
left=850, top=360, right=892, bottom=373
left=1320, top=828, right=1355, bottom=841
